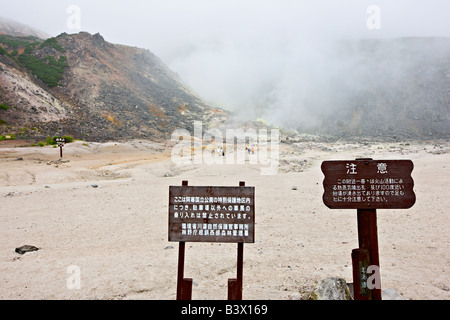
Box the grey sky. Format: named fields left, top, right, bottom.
left=2, top=1, right=449, bottom=52
left=1, top=0, right=449, bottom=123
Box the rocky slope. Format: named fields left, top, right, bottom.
left=299, top=37, right=450, bottom=140
left=0, top=31, right=229, bottom=141
left=0, top=17, right=50, bottom=39
left=0, top=24, right=448, bottom=142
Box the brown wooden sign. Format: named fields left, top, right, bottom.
left=321, top=159, right=415, bottom=209
left=169, top=185, right=255, bottom=243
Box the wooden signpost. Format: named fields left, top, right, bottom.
left=54, top=137, right=66, bottom=158
left=168, top=180, right=255, bottom=300
left=321, top=158, right=415, bottom=300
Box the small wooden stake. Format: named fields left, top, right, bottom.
left=176, top=241, right=193, bottom=300
left=352, top=248, right=371, bottom=300
left=356, top=209, right=382, bottom=300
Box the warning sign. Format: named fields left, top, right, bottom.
left=321, top=159, right=415, bottom=209
left=169, top=185, right=255, bottom=243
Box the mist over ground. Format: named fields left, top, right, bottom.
left=168, top=35, right=450, bottom=137
left=151, top=1, right=450, bottom=136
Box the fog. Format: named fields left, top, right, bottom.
left=1, top=0, right=449, bottom=130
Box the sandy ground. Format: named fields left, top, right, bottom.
left=0, top=138, right=449, bottom=300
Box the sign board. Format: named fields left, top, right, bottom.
left=53, top=137, right=66, bottom=145
left=168, top=185, right=255, bottom=243
left=321, top=159, right=415, bottom=209
left=53, top=137, right=66, bottom=158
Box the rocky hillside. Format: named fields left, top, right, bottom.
left=297, top=37, right=450, bottom=140
left=0, top=31, right=229, bottom=141
left=0, top=17, right=50, bottom=39
left=0, top=24, right=448, bottom=142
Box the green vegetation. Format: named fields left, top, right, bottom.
left=0, top=134, right=15, bottom=140
left=0, top=104, right=9, bottom=125
left=62, top=135, right=73, bottom=143
left=39, top=37, right=66, bottom=53
left=44, top=135, right=74, bottom=146
left=0, top=35, right=68, bottom=87
left=0, top=35, right=40, bottom=49
left=257, top=118, right=268, bottom=125
left=18, top=54, right=68, bottom=87
left=46, top=135, right=54, bottom=145
left=38, top=135, right=73, bottom=147
left=10, top=49, right=18, bottom=58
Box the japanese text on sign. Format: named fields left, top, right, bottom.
left=322, top=160, right=415, bottom=209
left=169, top=186, right=255, bottom=243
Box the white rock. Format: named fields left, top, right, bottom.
left=308, top=277, right=352, bottom=300
left=382, top=288, right=406, bottom=300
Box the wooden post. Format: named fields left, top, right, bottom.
left=176, top=241, right=192, bottom=300
left=352, top=248, right=371, bottom=300
left=237, top=181, right=245, bottom=300
left=176, top=240, right=184, bottom=300
left=171, top=180, right=254, bottom=300
left=356, top=209, right=382, bottom=300
left=322, top=158, right=416, bottom=301
left=228, top=279, right=238, bottom=300
left=236, top=242, right=244, bottom=299
left=228, top=181, right=246, bottom=300
left=176, top=180, right=193, bottom=300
